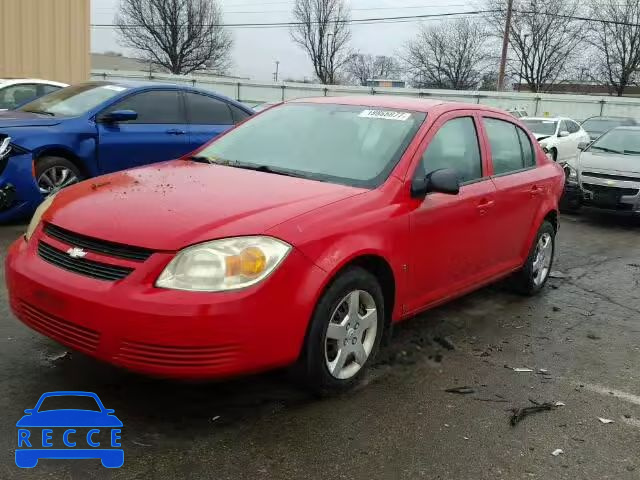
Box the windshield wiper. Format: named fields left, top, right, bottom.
left=22, top=109, right=55, bottom=116
left=230, top=163, right=308, bottom=179
left=590, top=145, right=622, bottom=154
left=623, top=150, right=640, bottom=155
left=188, top=155, right=214, bottom=164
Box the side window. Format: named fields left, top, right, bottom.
left=484, top=118, right=527, bottom=175
left=184, top=92, right=233, bottom=125
left=0, top=84, right=39, bottom=109
left=558, top=120, right=568, bottom=134
left=567, top=121, right=579, bottom=134
left=229, top=104, right=251, bottom=124
left=420, top=117, right=483, bottom=184
left=102, top=90, right=184, bottom=124
left=39, top=84, right=62, bottom=96
left=517, top=127, right=535, bottom=168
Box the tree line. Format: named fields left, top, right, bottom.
left=115, top=0, right=640, bottom=96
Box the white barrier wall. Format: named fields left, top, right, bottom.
left=91, top=69, right=640, bottom=122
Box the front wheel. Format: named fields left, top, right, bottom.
left=35, top=156, right=83, bottom=197
left=298, top=267, right=385, bottom=394
left=510, top=221, right=556, bottom=295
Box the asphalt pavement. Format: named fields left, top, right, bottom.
left=1, top=211, right=639, bottom=479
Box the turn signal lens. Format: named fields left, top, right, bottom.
left=225, top=247, right=267, bottom=277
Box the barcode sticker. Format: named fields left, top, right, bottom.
left=359, top=110, right=411, bottom=121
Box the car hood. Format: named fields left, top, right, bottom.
left=0, top=110, right=62, bottom=128
left=47, top=160, right=366, bottom=250
left=16, top=410, right=123, bottom=427
left=578, top=151, right=640, bottom=175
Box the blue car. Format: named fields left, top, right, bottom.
left=16, top=391, right=123, bottom=468
left=0, top=81, right=253, bottom=221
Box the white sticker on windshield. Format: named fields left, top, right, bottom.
left=102, top=85, right=127, bottom=92
left=359, top=109, right=411, bottom=121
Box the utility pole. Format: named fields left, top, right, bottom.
left=274, top=60, right=280, bottom=82
left=497, top=0, right=514, bottom=91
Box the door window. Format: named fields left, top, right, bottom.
left=101, top=90, right=184, bottom=124
left=40, top=84, right=62, bottom=96
left=567, top=120, right=580, bottom=134
left=419, top=117, right=483, bottom=184
left=229, top=104, right=251, bottom=124
left=184, top=92, right=233, bottom=125
left=0, top=84, right=39, bottom=109
left=558, top=120, right=568, bottom=134
left=484, top=118, right=535, bottom=175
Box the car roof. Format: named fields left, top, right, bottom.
left=0, top=78, right=68, bottom=87
left=611, top=126, right=640, bottom=130
left=522, top=117, right=572, bottom=121
left=584, top=115, right=635, bottom=120
left=289, top=96, right=508, bottom=114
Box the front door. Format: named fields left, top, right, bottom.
left=96, top=89, right=188, bottom=174
left=407, top=113, right=499, bottom=313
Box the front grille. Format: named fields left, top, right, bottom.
left=19, top=301, right=100, bottom=353
left=115, top=341, right=239, bottom=369
left=38, top=241, right=133, bottom=281
left=582, top=171, right=640, bottom=183
left=582, top=183, right=639, bottom=196
left=44, top=223, right=153, bottom=262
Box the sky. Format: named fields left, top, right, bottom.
left=91, top=0, right=482, bottom=81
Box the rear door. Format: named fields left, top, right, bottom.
left=183, top=92, right=247, bottom=151
left=96, top=89, right=188, bottom=174
left=407, top=111, right=500, bottom=313
left=482, top=116, right=543, bottom=269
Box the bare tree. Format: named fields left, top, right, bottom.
left=344, top=54, right=400, bottom=86
left=487, top=0, right=585, bottom=92
left=403, top=18, right=490, bottom=90
left=115, top=0, right=232, bottom=75
left=291, top=0, right=351, bottom=84
left=586, top=0, right=640, bottom=96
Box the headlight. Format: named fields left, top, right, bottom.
left=156, top=236, right=292, bottom=292
left=563, top=164, right=578, bottom=182
left=25, top=193, right=57, bottom=241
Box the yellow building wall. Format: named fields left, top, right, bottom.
left=0, top=0, right=90, bottom=84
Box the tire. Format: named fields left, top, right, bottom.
left=297, top=267, right=385, bottom=395
left=35, top=156, right=83, bottom=197
left=510, top=221, right=556, bottom=295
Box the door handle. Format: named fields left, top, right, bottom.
left=166, top=128, right=186, bottom=135
left=477, top=198, right=495, bottom=215
left=530, top=185, right=544, bottom=196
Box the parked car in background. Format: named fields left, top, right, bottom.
left=0, top=79, right=68, bottom=111
left=565, top=126, right=640, bottom=214
left=0, top=81, right=253, bottom=221
left=507, top=107, right=529, bottom=118
left=6, top=97, right=564, bottom=393
left=522, top=117, right=590, bottom=162
left=580, top=116, right=638, bottom=142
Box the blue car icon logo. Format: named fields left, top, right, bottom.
left=16, top=391, right=123, bottom=468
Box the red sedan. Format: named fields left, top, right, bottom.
left=6, top=97, right=564, bottom=393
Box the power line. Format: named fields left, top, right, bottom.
left=91, top=9, right=495, bottom=29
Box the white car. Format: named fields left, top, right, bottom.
left=0, top=78, right=68, bottom=111
left=521, top=117, right=590, bottom=162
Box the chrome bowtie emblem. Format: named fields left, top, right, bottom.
left=66, top=247, right=87, bottom=258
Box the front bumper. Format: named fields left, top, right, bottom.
left=581, top=178, right=640, bottom=214
left=6, top=231, right=327, bottom=379
left=0, top=150, right=42, bottom=222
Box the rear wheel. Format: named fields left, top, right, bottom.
left=35, top=156, right=83, bottom=197
left=298, top=267, right=384, bottom=394
left=510, top=221, right=555, bottom=295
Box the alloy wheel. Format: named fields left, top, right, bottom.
left=38, top=166, right=79, bottom=196
left=532, top=232, right=553, bottom=286
left=324, top=289, right=378, bottom=380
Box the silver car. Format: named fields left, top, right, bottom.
left=569, top=126, right=640, bottom=214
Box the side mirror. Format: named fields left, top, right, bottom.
left=101, top=109, right=138, bottom=123
left=577, top=142, right=588, bottom=150
left=558, top=130, right=570, bottom=138
left=411, top=168, right=460, bottom=198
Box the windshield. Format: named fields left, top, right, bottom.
left=589, top=128, right=640, bottom=155
left=37, top=395, right=101, bottom=412
left=522, top=119, right=557, bottom=136
left=581, top=118, right=628, bottom=134
left=196, top=103, right=426, bottom=188
left=18, top=83, right=126, bottom=117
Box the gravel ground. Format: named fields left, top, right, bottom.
left=1, top=211, right=639, bottom=479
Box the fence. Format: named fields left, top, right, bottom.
left=91, top=69, right=640, bottom=122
